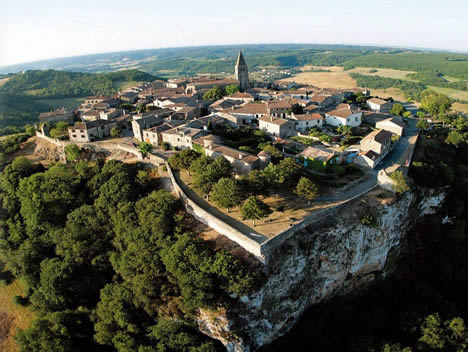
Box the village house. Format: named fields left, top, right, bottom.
left=227, top=92, right=255, bottom=102
left=309, top=94, right=334, bottom=108
left=355, top=129, right=393, bottom=168
left=208, top=98, right=242, bottom=112
left=258, top=115, right=295, bottom=138
left=224, top=102, right=269, bottom=124
left=361, top=111, right=395, bottom=125
left=141, top=121, right=184, bottom=146
left=68, top=120, right=116, bottom=142
left=132, top=115, right=162, bottom=141
left=81, top=110, right=101, bottom=121
left=325, top=108, right=362, bottom=127
left=195, top=135, right=260, bottom=175
left=84, top=96, right=112, bottom=105
left=185, top=79, right=239, bottom=94
left=166, top=78, right=189, bottom=88
left=267, top=100, right=292, bottom=118
left=290, top=113, right=324, bottom=132
left=99, top=108, right=123, bottom=120
left=298, top=145, right=341, bottom=171
left=376, top=117, right=406, bottom=137
left=38, top=108, right=74, bottom=124
left=120, top=91, right=138, bottom=104
left=161, top=126, right=210, bottom=149
left=366, top=97, right=393, bottom=113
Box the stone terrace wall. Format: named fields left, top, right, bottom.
left=166, top=163, right=265, bottom=262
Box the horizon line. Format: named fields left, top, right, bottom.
left=1, top=42, right=468, bottom=71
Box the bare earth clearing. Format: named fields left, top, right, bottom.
left=0, top=77, right=10, bottom=87
left=0, top=277, right=34, bottom=352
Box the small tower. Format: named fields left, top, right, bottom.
left=235, top=50, right=250, bottom=92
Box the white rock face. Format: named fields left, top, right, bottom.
left=197, top=189, right=446, bottom=351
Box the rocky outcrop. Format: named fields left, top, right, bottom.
left=196, top=188, right=446, bottom=351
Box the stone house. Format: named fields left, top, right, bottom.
left=258, top=116, right=295, bottom=138
left=68, top=120, right=116, bottom=142
left=38, top=108, right=74, bottom=124
left=366, top=98, right=393, bottom=113
left=298, top=146, right=341, bottom=171
left=376, top=117, right=405, bottom=137
left=141, top=121, right=184, bottom=146
left=267, top=100, right=292, bottom=118
left=325, top=108, right=362, bottom=127
left=132, top=116, right=162, bottom=141
left=197, top=136, right=259, bottom=175
left=225, top=102, right=269, bottom=125
left=289, top=113, right=324, bottom=132
left=161, top=126, right=210, bottom=149
left=81, top=110, right=101, bottom=121
left=355, top=129, right=393, bottom=168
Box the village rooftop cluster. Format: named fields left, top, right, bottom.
left=38, top=51, right=409, bottom=175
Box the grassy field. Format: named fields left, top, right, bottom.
left=347, top=67, right=416, bottom=80
left=370, top=87, right=409, bottom=102
left=427, top=86, right=468, bottom=101
left=0, top=276, right=34, bottom=352
left=35, top=96, right=84, bottom=109
left=280, top=66, right=416, bottom=89
left=115, top=80, right=144, bottom=91
left=280, top=67, right=357, bottom=88
left=452, top=103, right=468, bottom=114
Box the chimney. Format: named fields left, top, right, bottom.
left=239, top=153, right=243, bottom=159
left=231, top=106, right=235, bottom=111
left=270, top=115, right=273, bottom=122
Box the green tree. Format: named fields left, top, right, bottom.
left=337, top=125, right=353, bottom=136
left=390, top=103, right=406, bottom=116
left=168, top=148, right=201, bottom=174
left=202, top=85, right=226, bottom=100
left=241, top=196, right=272, bottom=226
left=64, top=144, right=81, bottom=162
left=25, top=124, right=36, bottom=136
left=416, top=110, right=425, bottom=118
left=403, top=111, right=412, bottom=118
left=445, top=131, right=465, bottom=148
left=295, top=177, right=319, bottom=205
left=211, top=177, right=244, bottom=212
left=420, top=90, right=452, bottom=118
left=225, top=85, right=240, bottom=95
left=110, top=126, right=122, bottom=138
left=49, top=121, right=69, bottom=139
left=389, top=170, right=410, bottom=193
left=138, top=142, right=152, bottom=157
left=416, top=119, right=430, bottom=130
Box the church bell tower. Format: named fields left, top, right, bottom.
left=235, top=50, right=249, bottom=92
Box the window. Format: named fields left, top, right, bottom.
left=72, top=134, right=76, bottom=138
left=355, top=116, right=358, bottom=121
left=81, top=135, right=85, bottom=138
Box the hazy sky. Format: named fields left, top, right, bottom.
left=1, top=0, right=467, bottom=67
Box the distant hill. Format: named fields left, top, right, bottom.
left=0, top=69, right=157, bottom=98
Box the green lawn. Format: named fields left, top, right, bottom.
left=427, top=86, right=468, bottom=101
left=114, top=80, right=144, bottom=91
left=35, top=96, right=84, bottom=109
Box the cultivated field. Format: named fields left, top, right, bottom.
left=0, top=277, right=34, bottom=352
left=347, top=67, right=416, bottom=80
left=280, top=66, right=416, bottom=89
left=280, top=67, right=357, bottom=89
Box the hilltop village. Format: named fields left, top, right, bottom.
left=34, top=51, right=418, bottom=259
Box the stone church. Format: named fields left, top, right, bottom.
left=235, top=50, right=250, bottom=92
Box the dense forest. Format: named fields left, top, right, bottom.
left=0, top=69, right=157, bottom=98
left=0, top=156, right=261, bottom=351
left=262, top=122, right=468, bottom=351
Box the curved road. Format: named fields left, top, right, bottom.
left=317, top=118, right=418, bottom=202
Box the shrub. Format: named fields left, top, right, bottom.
left=161, top=142, right=170, bottom=151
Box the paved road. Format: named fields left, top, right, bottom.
left=317, top=118, right=418, bottom=202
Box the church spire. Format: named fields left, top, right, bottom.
left=235, top=50, right=249, bottom=92
left=236, top=50, right=247, bottom=67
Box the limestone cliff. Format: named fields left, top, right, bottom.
left=196, top=188, right=446, bottom=351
